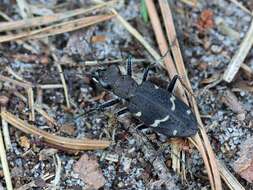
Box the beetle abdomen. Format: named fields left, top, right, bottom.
left=127, top=81, right=198, bottom=137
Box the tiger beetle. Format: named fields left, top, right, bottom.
left=90, top=58, right=198, bottom=138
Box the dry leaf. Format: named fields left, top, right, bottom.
left=74, top=154, right=106, bottom=189
left=233, top=137, right=253, bottom=182
left=20, top=136, right=30, bottom=150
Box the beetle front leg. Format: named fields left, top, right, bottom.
left=74, top=98, right=121, bottom=119
left=97, top=98, right=121, bottom=110
left=115, top=107, right=128, bottom=117
left=166, top=75, right=179, bottom=93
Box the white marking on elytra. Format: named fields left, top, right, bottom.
left=186, top=109, right=191, bottom=115
left=154, top=85, right=159, bottom=89
left=173, top=130, right=177, bottom=136
left=92, top=77, right=99, bottom=83
left=134, top=112, right=142, bottom=117
left=170, top=95, right=176, bottom=111
left=150, top=115, right=169, bottom=127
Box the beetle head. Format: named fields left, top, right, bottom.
left=92, top=65, right=121, bottom=89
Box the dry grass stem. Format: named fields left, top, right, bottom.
left=0, top=0, right=117, bottom=32
left=38, top=84, right=64, bottom=89
left=241, top=63, right=253, bottom=76
left=60, top=58, right=147, bottom=67
left=0, top=130, right=13, bottom=190
left=153, top=1, right=224, bottom=189
left=53, top=55, right=70, bottom=108
left=145, top=0, right=185, bottom=176
left=34, top=104, right=59, bottom=127
left=1, top=111, right=110, bottom=150
left=223, top=19, right=253, bottom=82
left=52, top=154, right=61, bottom=190
left=0, top=75, right=32, bottom=89
left=159, top=1, right=246, bottom=189
left=27, top=87, right=35, bottom=121
left=1, top=111, right=12, bottom=150
left=31, top=14, right=115, bottom=40
left=0, top=14, right=115, bottom=43
left=110, top=9, right=161, bottom=61
left=228, top=0, right=252, bottom=15
left=36, top=88, right=43, bottom=104
left=218, top=161, right=245, bottom=190
left=6, top=66, right=30, bottom=84
left=16, top=0, right=31, bottom=19
left=179, top=0, right=198, bottom=7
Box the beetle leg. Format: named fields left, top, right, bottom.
left=115, top=107, right=128, bottom=116
left=126, top=55, right=132, bottom=77
left=74, top=98, right=120, bottom=119
left=97, top=98, right=121, bottom=110
left=134, top=123, right=147, bottom=130
left=142, top=67, right=150, bottom=83
left=166, top=75, right=179, bottom=93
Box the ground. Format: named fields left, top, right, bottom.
left=0, top=0, right=253, bottom=189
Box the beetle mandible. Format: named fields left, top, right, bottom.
left=92, top=59, right=198, bottom=138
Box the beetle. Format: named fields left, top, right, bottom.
left=90, top=59, right=198, bottom=138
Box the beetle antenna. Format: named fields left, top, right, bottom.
left=142, top=67, right=150, bottom=83
left=127, top=55, right=132, bottom=76
left=166, top=75, right=179, bottom=93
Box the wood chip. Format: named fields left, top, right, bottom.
left=91, top=35, right=106, bottom=43
left=74, top=154, right=106, bottom=189
left=19, top=136, right=30, bottom=150
left=233, top=136, right=253, bottom=182
left=197, top=9, right=214, bottom=31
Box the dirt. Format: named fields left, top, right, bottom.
left=0, top=0, right=253, bottom=189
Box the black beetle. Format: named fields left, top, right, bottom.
left=91, top=60, right=198, bottom=138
